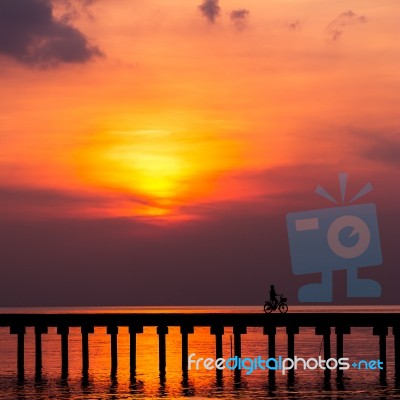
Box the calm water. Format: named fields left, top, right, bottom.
left=0, top=306, right=400, bottom=399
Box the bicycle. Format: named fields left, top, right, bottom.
left=264, top=295, right=288, bottom=313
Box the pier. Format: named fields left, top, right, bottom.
left=2, top=313, right=400, bottom=380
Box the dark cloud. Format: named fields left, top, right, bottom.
left=198, top=0, right=220, bottom=24
left=0, top=185, right=155, bottom=219
left=0, top=188, right=397, bottom=306
left=357, top=132, right=400, bottom=167
left=0, top=162, right=398, bottom=306
left=54, top=0, right=98, bottom=22
left=326, top=10, right=367, bottom=41
left=230, top=9, right=249, bottom=30
left=0, top=0, right=102, bottom=67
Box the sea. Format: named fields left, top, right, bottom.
left=0, top=306, right=399, bottom=399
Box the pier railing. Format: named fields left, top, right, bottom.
left=1, top=313, right=399, bottom=380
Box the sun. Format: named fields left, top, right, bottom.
left=103, top=130, right=190, bottom=198
left=74, top=124, right=244, bottom=218
left=75, top=129, right=192, bottom=211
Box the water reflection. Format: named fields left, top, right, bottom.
left=2, top=370, right=398, bottom=400
left=107, top=375, right=118, bottom=400
left=335, top=376, right=345, bottom=392
left=0, top=321, right=397, bottom=399
left=33, top=374, right=47, bottom=395
left=215, top=369, right=223, bottom=388
left=287, top=371, right=295, bottom=388
left=335, top=379, right=346, bottom=400
left=158, top=373, right=168, bottom=397
left=56, top=376, right=71, bottom=399
left=34, top=371, right=42, bottom=382
left=181, top=372, right=195, bottom=397
left=233, top=368, right=242, bottom=388
left=80, top=373, right=94, bottom=394
left=322, top=376, right=332, bottom=391
left=266, top=371, right=276, bottom=393
left=15, top=378, right=28, bottom=400
left=129, top=374, right=145, bottom=396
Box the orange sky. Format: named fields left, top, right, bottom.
left=1, top=0, right=399, bottom=220
left=1, top=0, right=400, bottom=306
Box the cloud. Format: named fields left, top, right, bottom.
left=0, top=0, right=102, bottom=67
left=0, top=164, right=398, bottom=306
left=0, top=174, right=397, bottom=306
left=0, top=185, right=155, bottom=219
left=326, top=10, right=367, bottom=41
left=230, top=9, right=249, bottom=30
left=356, top=132, right=400, bottom=167
left=286, top=20, right=301, bottom=31
left=54, top=0, right=98, bottom=22
left=198, top=0, right=220, bottom=24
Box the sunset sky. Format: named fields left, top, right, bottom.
left=0, top=0, right=399, bottom=306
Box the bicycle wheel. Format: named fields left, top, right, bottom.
left=279, top=303, right=288, bottom=313
left=264, top=303, right=273, bottom=313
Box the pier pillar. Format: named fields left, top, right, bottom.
left=180, top=325, right=194, bottom=371
left=107, top=326, right=118, bottom=375
left=316, top=326, right=331, bottom=379
left=81, top=325, right=94, bottom=374
left=373, top=326, right=388, bottom=380
left=233, top=325, right=247, bottom=359
left=157, top=325, right=168, bottom=374
left=34, top=326, right=48, bottom=376
left=263, top=326, right=277, bottom=359
left=335, top=326, right=350, bottom=379
left=57, top=326, right=69, bottom=377
left=129, top=325, right=143, bottom=375
left=210, top=325, right=224, bottom=360
left=394, top=326, right=400, bottom=378
left=263, top=325, right=277, bottom=380
left=286, top=326, right=299, bottom=359
left=10, top=326, right=25, bottom=377
left=286, top=326, right=299, bottom=380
